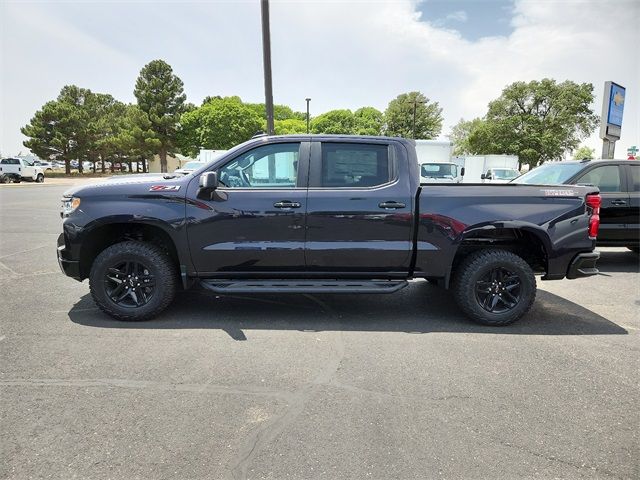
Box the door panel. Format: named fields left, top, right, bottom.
left=305, top=141, right=414, bottom=275
left=625, top=164, right=640, bottom=243
left=576, top=165, right=628, bottom=242
left=186, top=141, right=309, bottom=275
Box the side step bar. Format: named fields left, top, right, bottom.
left=200, top=279, right=408, bottom=294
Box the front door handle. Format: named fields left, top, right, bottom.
left=610, top=199, right=627, bottom=206
left=273, top=201, right=301, bottom=209
left=378, top=201, right=406, bottom=209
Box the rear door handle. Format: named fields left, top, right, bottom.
left=378, top=201, right=406, bottom=209
left=273, top=201, right=301, bottom=209
left=610, top=199, right=627, bottom=206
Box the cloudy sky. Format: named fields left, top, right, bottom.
left=1, top=0, right=638, bottom=157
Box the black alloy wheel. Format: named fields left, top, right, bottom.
left=104, top=260, right=155, bottom=308
left=474, top=267, right=521, bottom=313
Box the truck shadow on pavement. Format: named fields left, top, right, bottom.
left=596, top=249, right=640, bottom=274
left=69, top=282, right=628, bottom=339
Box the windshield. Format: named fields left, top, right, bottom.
left=491, top=168, right=519, bottom=180
left=181, top=162, right=205, bottom=170
left=421, top=163, right=457, bottom=178
left=511, top=162, right=585, bottom=185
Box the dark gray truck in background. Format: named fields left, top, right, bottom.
left=58, top=135, right=601, bottom=325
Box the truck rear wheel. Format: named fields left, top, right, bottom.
left=452, top=249, right=536, bottom=326
left=89, top=241, right=177, bottom=321
left=36, top=173, right=44, bottom=183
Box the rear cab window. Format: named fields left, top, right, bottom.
left=312, top=142, right=393, bottom=188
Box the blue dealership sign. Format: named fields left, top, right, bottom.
left=607, top=83, right=625, bottom=127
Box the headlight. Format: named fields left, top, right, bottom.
left=61, top=197, right=81, bottom=216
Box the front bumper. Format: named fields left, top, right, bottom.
left=57, top=233, right=81, bottom=280
left=566, top=252, right=600, bottom=279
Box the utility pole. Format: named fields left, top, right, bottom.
left=410, top=99, right=427, bottom=139
left=306, top=98, right=311, bottom=134
left=412, top=102, right=417, bottom=139
left=260, top=0, right=275, bottom=135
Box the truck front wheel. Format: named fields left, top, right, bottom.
left=452, top=249, right=536, bottom=326
left=89, top=241, right=177, bottom=321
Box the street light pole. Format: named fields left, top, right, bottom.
left=260, top=0, right=275, bottom=135
left=305, top=98, right=311, bottom=134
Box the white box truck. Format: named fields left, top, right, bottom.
left=415, top=140, right=463, bottom=183
left=455, top=155, right=519, bottom=183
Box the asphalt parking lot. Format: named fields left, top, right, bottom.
left=1, top=179, right=638, bottom=480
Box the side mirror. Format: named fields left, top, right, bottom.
left=480, top=173, right=486, bottom=180
left=199, top=171, right=218, bottom=190
left=460, top=167, right=465, bottom=177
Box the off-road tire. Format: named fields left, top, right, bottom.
left=452, top=249, right=536, bottom=326
left=89, top=241, right=177, bottom=321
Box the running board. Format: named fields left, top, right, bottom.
left=200, top=279, right=408, bottom=294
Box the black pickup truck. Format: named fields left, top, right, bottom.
left=58, top=135, right=601, bottom=326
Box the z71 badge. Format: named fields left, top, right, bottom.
left=149, top=185, right=180, bottom=192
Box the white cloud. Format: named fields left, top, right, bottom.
left=1, top=0, right=638, bottom=157
left=445, top=10, right=468, bottom=23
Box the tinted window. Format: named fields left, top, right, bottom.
left=321, top=143, right=390, bottom=188
left=628, top=165, right=639, bottom=192
left=219, top=143, right=299, bottom=189
left=576, top=165, right=622, bottom=192
left=0, top=159, right=7, bottom=165
left=421, top=163, right=457, bottom=178
left=512, top=162, right=585, bottom=185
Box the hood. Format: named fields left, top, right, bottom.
left=63, top=174, right=189, bottom=197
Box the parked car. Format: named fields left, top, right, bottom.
left=0, top=157, right=45, bottom=182
left=482, top=167, right=520, bottom=183
left=512, top=159, right=639, bottom=251
left=58, top=135, right=601, bottom=326
left=175, top=161, right=207, bottom=175
left=34, top=160, right=54, bottom=171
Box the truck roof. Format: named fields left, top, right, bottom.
left=250, top=133, right=416, bottom=145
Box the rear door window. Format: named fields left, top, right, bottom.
left=627, top=165, right=639, bottom=192
left=317, top=143, right=392, bottom=188
left=575, top=165, right=622, bottom=192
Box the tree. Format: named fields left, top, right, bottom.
left=573, top=145, right=595, bottom=160
left=384, top=92, right=443, bottom=139
left=86, top=93, right=127, bottom=173
left=448, top=117, right=484, bottom=156
left=274, top=119, right=307, bottom=135
left=467, top=79, right=599, bottom=167
left=134, top=60, right=186, bottom=172
left=176, top=97, right=263, bottom=156
left=353, top=107, right=384, bottom=135
left=114, top=105, right=161, bottom=172
left=310, top=109, right=357, bottom=134
left=22, top=85, right=96, bottom=174
left=245, top=102, right=305, bottom=122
